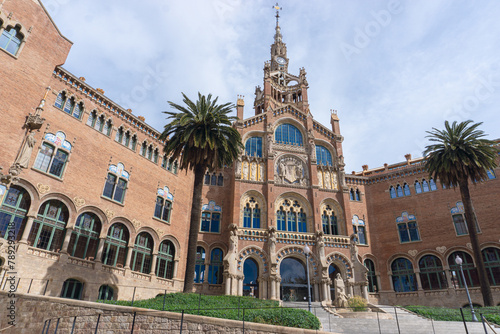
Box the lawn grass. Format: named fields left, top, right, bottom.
left=405, top=305, right=500, bottom=326
left=99, top=293, right=321, bottom=330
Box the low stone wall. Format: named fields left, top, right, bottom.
left=0, top=292, right=332, bottom=334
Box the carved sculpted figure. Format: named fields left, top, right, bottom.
left=258, top=163, right=264, bottom=181
left=324, top=171, right=331, bottom=189
left=317, top=170, right=323, bottom=188
left=14, top=133, right=36, bottom=168
left=242, top=161, right=249, bottom=180
left=335, top=273, right=349, bottom=308
left=251, top=162, right=257, bottom=180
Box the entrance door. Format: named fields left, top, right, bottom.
left=280, top=257, right=313, bottom=302
left=243, top=258, right=259, bottom=298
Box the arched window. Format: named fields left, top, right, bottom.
left=275, top=124, right=303, bottom=146
left=140, top=142, right=147, bottom=157
left=95, top=114, right=105, bottom=132
left=0, top=26, right=23, bottom=55
left=352, top=215, right=367, bottom=245
left=243, top=204, right=251, bottom=228
left=204, top=172, right=210, bottom=185
left=321, top=207, right=338, bottom=235
left=61, top=279, right=83, bottom=300
left=102, top=163, right=129, bottom=204
left=72, top=102, right=83, bottom=119
left=55, top=92, right=67, bottom=110
left=132, top=233, right=153, bottom=274
left=124, top=131, right=131, bottom=147
left=355, top=189, right=361, bottom=201
left=67, top=212, right=101, bottom=260
left=156, top=240, right=175, bottom=279
left=391, top=258, right=417, bottom=292
left=103, top=119, right=112, bottom=136
left=403, top=183, right=410, bottom=196
left=396, top=185, right=403, bottom=197
left=397, top=213, right=420, bottom=243
left=194, top=246, right=205, bottom=283
left=153, top=148, right=159, bottom=163
left=316, top=145, right=333, bottom=166
left=211, top=173, right=217, bottom=186
left=114, top=127, right=123, bottom=143
left=245, top=137, right=262, bottom=157
left=422, top=179, right=430, bottom=192
left=389, top=186, right=396, bottom=198
left=130, top=135, right=137, bottom=151
left=419, top=255, right=447, bottom=290
left=276, top=200, right=307, bottom=232
left=98, top=285, right=114, bottom=301
left=33, top=132, right=72, bottom=179
left=429, top=178, right=437, bottom=191
left=87, top=110, right=97, bottom=127
left=448, top=251, right=479, bottom=288
left=154, top=197, right=172, bottom=223
left=364, top=259, right=378, bottom=293
left=217, top=173, right=224, bottom=186
left=147, top=145, right=153, bottom=160
left=414, top=180, right=422, bottom=194
left=63, top=97, right=75, bottom=115
left=208, top=248, right=224, bottom=284
left=102, top=223, right=129, bottom=267
left=0, top=185, right=30, bottom=241
left=28, top=200, right=68, bottom=251
left=349, top=189, right=355, bottom=201
left=482, top=247, right=500, bottom=286
left=243, top=258, right=259, bottom=298
left=201, top=201, right=221, bottom=233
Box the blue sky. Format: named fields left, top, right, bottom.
left=45, top=0, right=500, bottom=172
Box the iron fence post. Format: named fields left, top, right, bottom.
left=460, top=307, right=469, bottom=334
left=94, top=314, right=101, bottom=334
left=43, top=279, right=49, bottom=295
left=162, top=289, right=167, bottom=311
left=198, top=293, right=201, bottom=315
left=27, top=278, right=33, bottom=294
left=70, top=316, right=76, bottom=334
left=131, top=311, right=136, bottom=334
left=180, top=310, right=184, bottom=334
left=131, top=287, right=136, bottom=307
left=394, top=306, right=401, bottom=334
left=45, top=319, right=51, bottom=334
left=54, top=318, right=60, bottom=334
left=242, top=308, right=245, bottom=334
left=480, top=314, right=488, bottom=334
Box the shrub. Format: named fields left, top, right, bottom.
left=348, top=296, right=368, bottom=312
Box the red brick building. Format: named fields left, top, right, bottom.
left=0, top=0, right=498, bottom=307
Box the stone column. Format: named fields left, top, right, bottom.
left=124, top=246, right=134, bottom=269
left=313, top=282, right=319, bottom=302
left=150, top=253, right=158, bottom=275
left=261, top=279, right=267, bottom=299
left=321, top=280, right=329, bottom=302
left=238, top=277, right=244, bottom=296
left=224, top=274, right=232, bottom=295
left=173, top=260, right=179, bottom=278
left=95, top=238, right=106, bottom=263
left=60, top=227, right=73, bottom=254
left=270, top=278, right=276, bottom=300
left=19, top=216, right=35, bottom=244
left=362, top=284, right=369, bottom=300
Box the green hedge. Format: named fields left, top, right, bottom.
left=99, top=293, right=321, bottom=330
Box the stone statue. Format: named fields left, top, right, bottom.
left=317, top=170, right=323, bottom=188
left=268, top=227, right=277, bottom=258
left=332, top=173, right=338, bottom=190
left=229, top=229, right=238, bottom=253
left=315, top=231, right=325, bottom=258
left=14, top=133, right=36, bottom=168
left=335, top=273, right=348, bottom=308
left=235, top=160, right=242, bottom=178
left=324, top=171, right=331, bottom=189
left=258, top=163, right=264, bottom=181
left=242, top=161, right=249, bottom=180
left=350, top=234, right=359, bottom=261
left=251, top=162, right=257, bottom=180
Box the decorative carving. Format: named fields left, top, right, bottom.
left=335, top=273, right=348, bottom=308
left=275, top=155, right=308, bottom=186
left=156, top=229, right=164, bottom=237
left=74, top=197, right=85, bottom=207
left=436, top=246, right=447, bottom=254
left=132, top=219, right=141, bottom=230
left=350, top=234, right=359, bottom=261
left=104, top=209, right=114, bottom=219
left=258, top=163, right=264, bottom=181
left=37, top=183, right=50, bottom=194
left=408, top=249, right=418, bottom=257
left=466, top=243, right=472, bottom=250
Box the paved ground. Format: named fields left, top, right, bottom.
left=282, top=302, right=498, bottom=334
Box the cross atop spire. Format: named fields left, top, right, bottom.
left=273, top=3, right=282, bottom=26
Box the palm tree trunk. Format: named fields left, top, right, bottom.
left=458, top=178, right=493, bottom=306
left=183, top=164, right=206, bottom=293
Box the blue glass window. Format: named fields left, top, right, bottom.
left=316, top=145, right=333, bottom=166
left=55, top=92, right=66, bottom=109
left=487, top=170, right=496, bottom=179
left=0, top=186, right=30, bottom=241
left=243, top=205, right=251, bottom=228
left=252, top=206, right=261, bottom=229
left=429, top=178, right=437, bottom=191
left=403, top=183, right=410, bottom=196
left=391, top=258, right=417, bottom=292
left=298, top=210, right=307, bottom=232
left=245, top=137, right=262, bottom=157
left=194, top=246, right=206, bottom=283
left=275, top=124, right=303, bottom=146
left=398, top=220, right=420, bottom=243
left=63, top=98, right=75, bottom=115
left=422, top=179, right=430, bottom=192
left=287, top=210, right=297, bottom=232
left=396, top=185, right=403, bottom=197
left=208, top=248, right=223, bottom=284
left=277, top=209, right=286, bottom=231
left=415, top=181, right=422, bottom=194
left=200, top=212, right=220, bottom=233
left=0, top=27, right=22, bottom=56
left=390, top=186, right=396, bottom=198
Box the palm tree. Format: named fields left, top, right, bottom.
left=424, top=120, right=498, bottom=306
left=159, top=92, right=243, bottom=293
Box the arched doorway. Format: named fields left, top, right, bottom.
left=329, top=263, right=341, bottom=300
left=243, top=258, right=259, bottom=298
left=280, top=257, right=312, bottom=302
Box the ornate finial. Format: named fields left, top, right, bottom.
left=273, top=3, right=283, bottom=44
left=273, top=3, right=282, bottom=25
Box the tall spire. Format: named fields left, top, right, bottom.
left=273, top=3, right=282, bottom=43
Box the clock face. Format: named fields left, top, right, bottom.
left=276, top=57, right=286, bottom=65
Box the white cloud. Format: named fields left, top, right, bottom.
left=46, top=0, right=500, bottom=172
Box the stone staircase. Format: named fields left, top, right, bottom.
left=283, top=302, right=498, bottom=334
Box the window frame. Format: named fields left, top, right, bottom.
left=102, top=223, right=129, bottom=267
left=28, top=200, right=69, bottom=252
left=0, top=185, right=30, bottom=241
left=156, top=240, right=175, bottom=279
